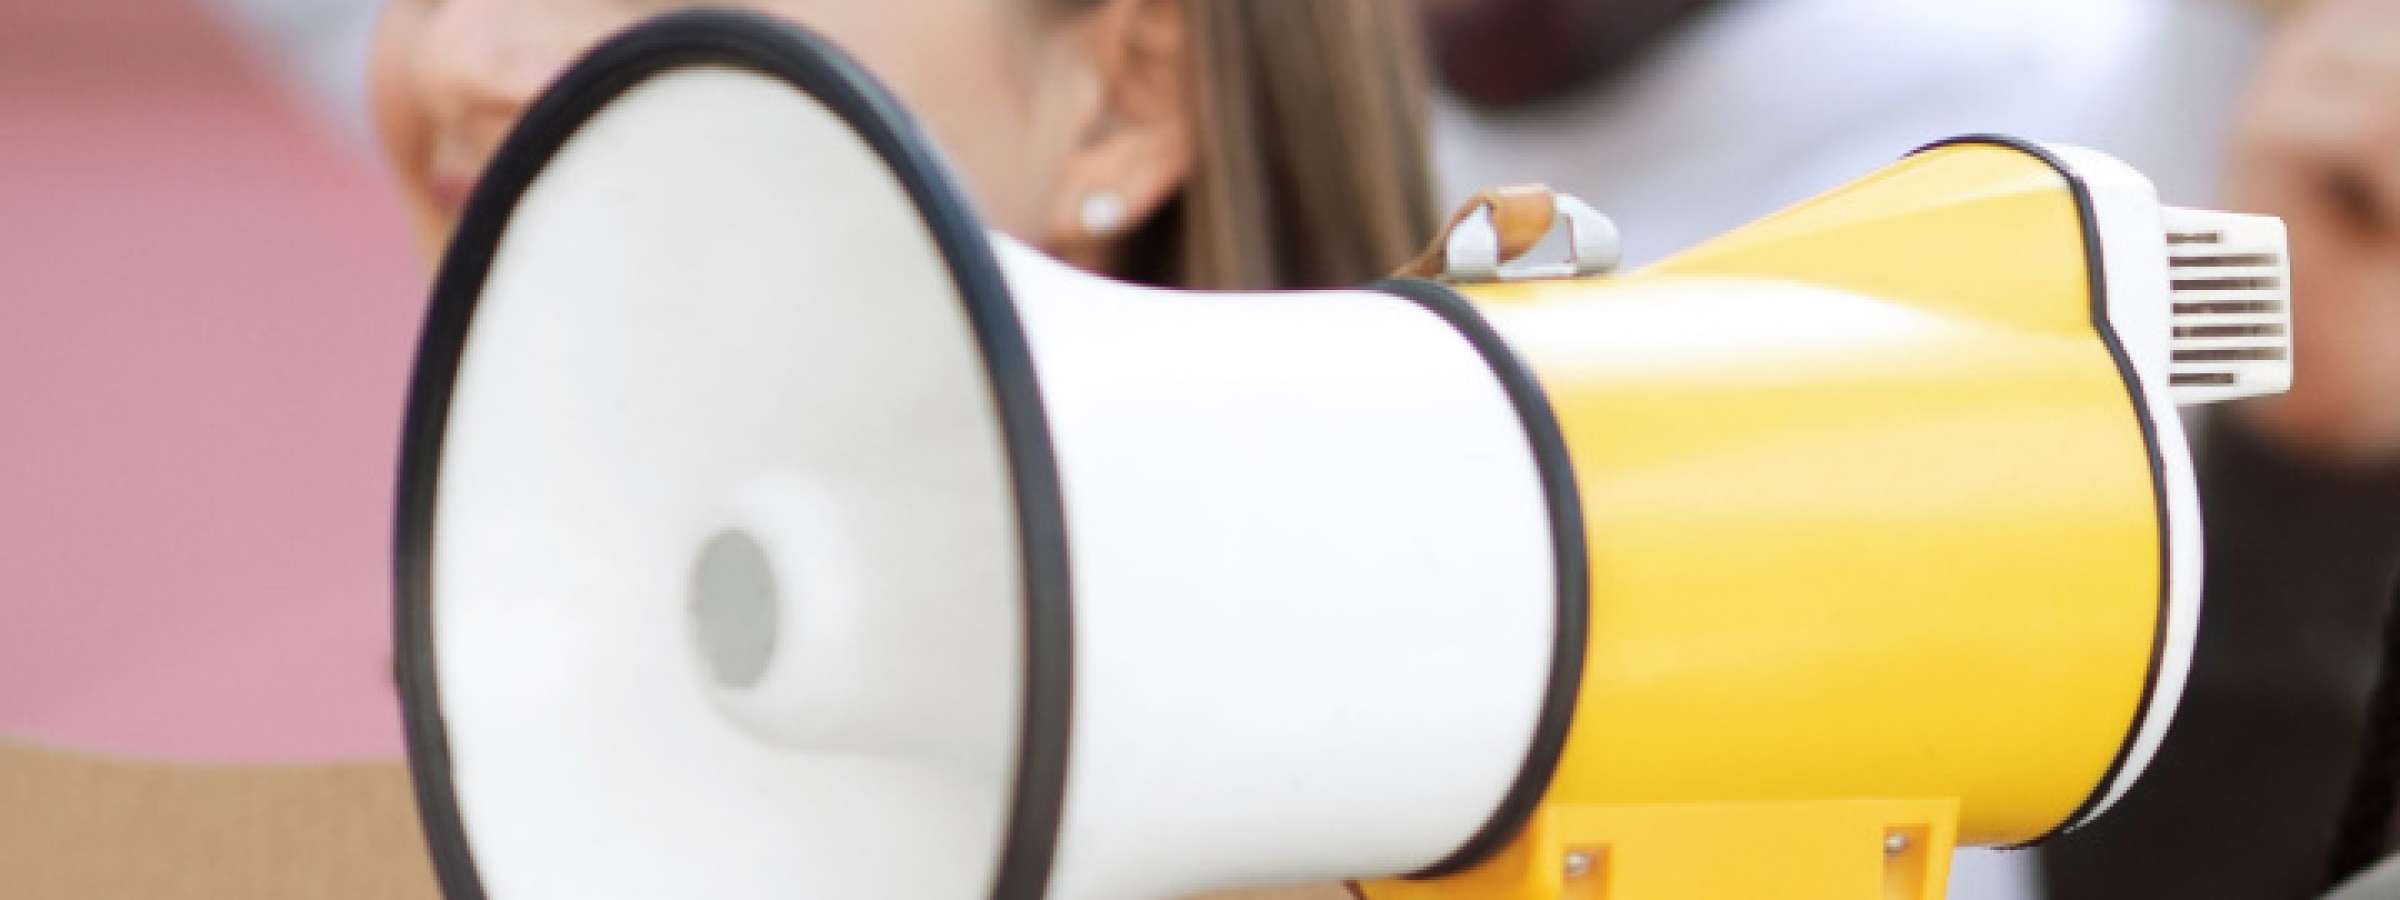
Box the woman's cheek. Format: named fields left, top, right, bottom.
left=941, top=114, right=1058, bottom=242
left=796, top=2, right=1060, bottom=239
left=366, top=1, right=448, bottom=251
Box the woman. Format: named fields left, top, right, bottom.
left=370, top=0, right=1439, bottom=291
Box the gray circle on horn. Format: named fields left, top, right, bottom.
left=689, top=528, right=781, bottom=690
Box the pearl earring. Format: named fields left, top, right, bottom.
left=1079, top=191, right=1128, bottom=237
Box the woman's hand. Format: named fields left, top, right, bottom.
left=2227, top=0, right=2400, bottom=462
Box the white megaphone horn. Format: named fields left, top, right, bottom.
left=393, top=10, right=2292, bottom=900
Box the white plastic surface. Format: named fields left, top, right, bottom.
left=1004, top=244, right=1560, bottom=900
left=2043, top=143, right=2207, bottom=832
left=432, top=68, right=1022, bottom=898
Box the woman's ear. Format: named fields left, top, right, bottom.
left=1041, top=0, right=1195, bottom=272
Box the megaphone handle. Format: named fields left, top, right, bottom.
left=1395, top=185, right=1561, bottom=280
left=1396, top=186, right=1624, bottom=282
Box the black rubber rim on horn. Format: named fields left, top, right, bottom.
left=391, top=11, right=1076, bottom=899
left=1912, top=134, right=2173, bottom=846
left=1374, top=278, right=1591, bottom=880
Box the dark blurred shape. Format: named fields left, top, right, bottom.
left=1421, top=0, right=1720, bottom=110
left=2042, top=419, right=2400, bottom=900
left=2329, top=582, right=2400, bottom=889
left=2325, top=167, right=2390, bottom=239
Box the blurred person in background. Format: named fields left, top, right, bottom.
left=1426, top=0, right=2400, bottom=898
left=2070, top=2, right=2400, bottom=897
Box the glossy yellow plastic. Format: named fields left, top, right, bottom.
left=1364, top=144, right=2162, bottom=900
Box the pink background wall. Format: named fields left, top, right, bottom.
left=1, top=0, right=423, bottom=762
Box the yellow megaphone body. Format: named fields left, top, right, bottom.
left=392, top=12, right=2292, bottom=900
left=1366, top=139, right=2289, bottom=899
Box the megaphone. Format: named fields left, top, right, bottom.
left=392, top=11, right=2293, bottom=900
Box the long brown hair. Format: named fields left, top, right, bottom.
left=1132, top=0, right=1441, bottom=290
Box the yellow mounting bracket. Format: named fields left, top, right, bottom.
left=1358, top=798, right=1961, bottom=900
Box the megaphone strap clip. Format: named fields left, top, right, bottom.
left=1397, top=185, right=1622, bottom=283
